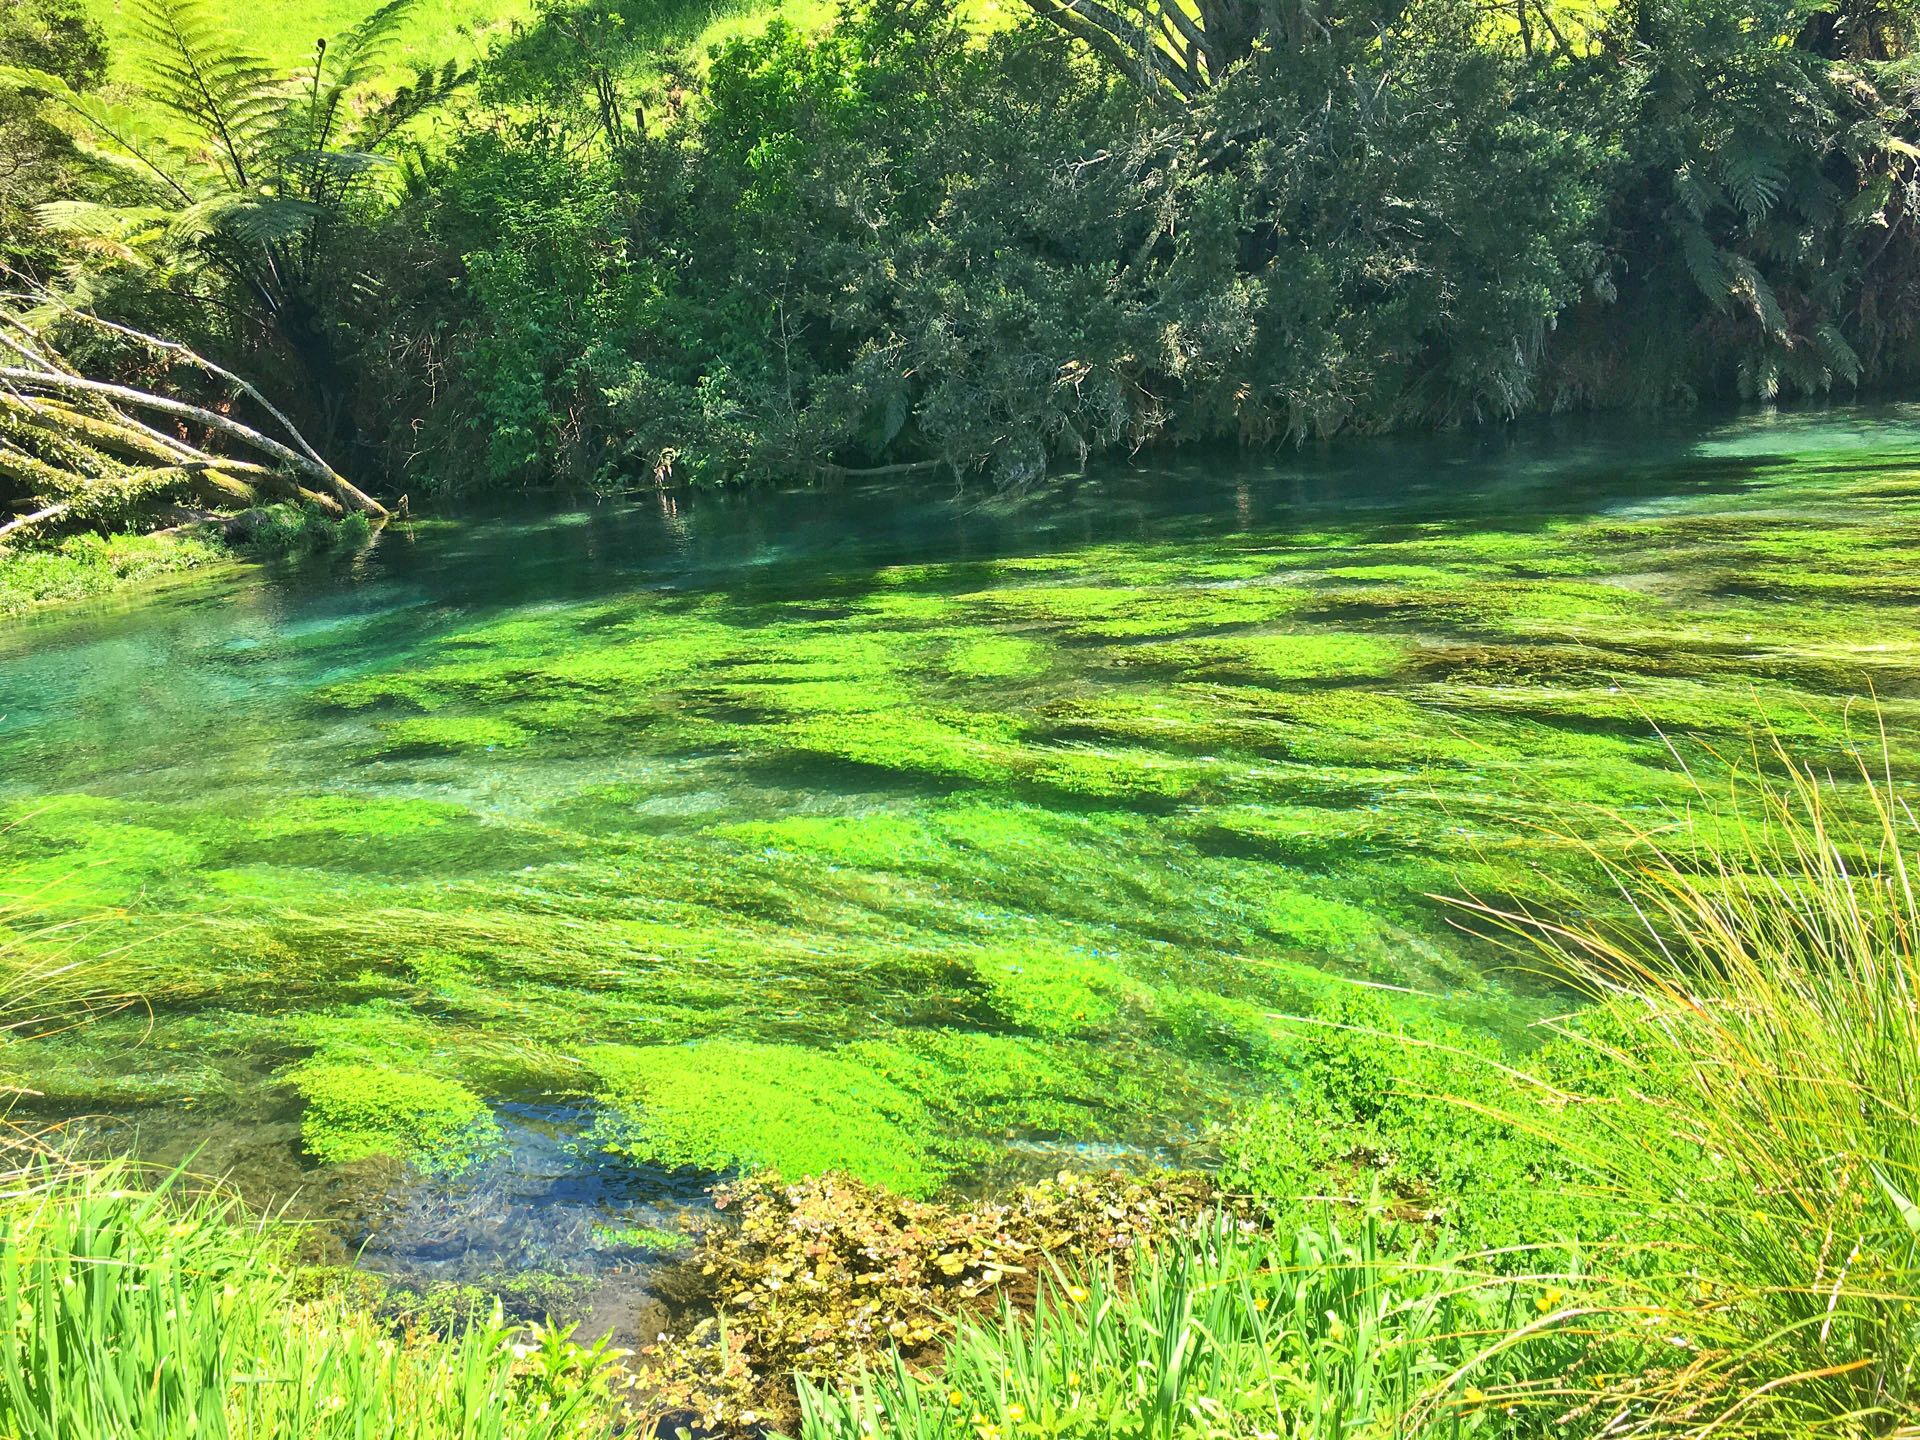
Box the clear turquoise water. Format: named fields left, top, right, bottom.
left=5, top=404, right=1920, bottom=1282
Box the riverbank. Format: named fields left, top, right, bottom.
left=0, top=529, right=228, bottom=619
left=0, top=503, right=383, bottom=619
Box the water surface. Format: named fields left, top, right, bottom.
left=6, top=406, right=1920, bottom=1300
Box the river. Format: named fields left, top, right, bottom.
left=5, top=404, right=1919, bottom=1322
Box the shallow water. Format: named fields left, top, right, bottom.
left=6, top=405, right=1920, bottom=1306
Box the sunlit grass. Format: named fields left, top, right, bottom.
left=1467, top=730, right=1920, bottom=1435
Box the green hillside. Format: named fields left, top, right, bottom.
left=80, top=0, right=530, bottom=75
left=78, top=0, right=838, bottom=82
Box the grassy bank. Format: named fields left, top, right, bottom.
left=0, top=1166, right=625, bottom=1439
left=0, top=530, right=229, bottom=618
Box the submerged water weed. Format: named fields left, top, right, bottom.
left=588, top=1222, right=689, bottom=1255
left=7, top=439, right=1920, bottom=1197
left=588, top=1040, right=939, bottom=1194
left=294, top=1064, right=502, bottom=1175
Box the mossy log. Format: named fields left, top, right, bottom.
left=1, top=292, right=383, bottom=535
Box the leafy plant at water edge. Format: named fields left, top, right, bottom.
left=0, top=1164, right=623, bottom=1440
left=634, top=1167, right=1221, bottom=1431
left=784, top=1210, right=1613, bottom=1440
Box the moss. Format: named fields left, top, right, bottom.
left=293, top=1064, right=500, bottom=1175
left=589, top=1040, right=941, bottom=1195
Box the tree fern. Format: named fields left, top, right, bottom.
left=131, top=0, right=284, bottom=190
left=7, top=0, right=460, bottom=436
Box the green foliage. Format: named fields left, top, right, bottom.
left=0, top=0, right=105, bottom=278
left=11, top=0, right=464, bottom=438
left=0, top=1166, right=622, bottom=1440
left=294, top=1062, right=502, bottom=1173
left=1219, top=989, right=1613, bottom=1253
left=230, top=501, right=375, bottom=554
left=0, top=528, right=225, bottom=616
left=1482, top=741, right=1920, bottom=1434
left=785, top=1211, right=1607, bottom=1440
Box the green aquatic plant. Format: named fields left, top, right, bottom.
left=9, top=435, right=1920, bottom=1204
left=942, top=635, right=1051, bottom=680
left=969, top=945, right=1133, bottom=1036
left=589, top=1039, right=940, bottom=1194
left=293, top=1063, right=500, bottom=1175
left=588, top=1222, right=688, bottom=1255
left=377, top=715, right=535, bottom=754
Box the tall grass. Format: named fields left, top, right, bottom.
left=785, top=1211, right=1597, bottom=1440
left=1473, top=736, right=1920, bottom=1436
left=0, top=1163, right=624, bottom=1439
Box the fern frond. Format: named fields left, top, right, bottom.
left=352, top=61, right=470, bottom=152
left=1730, top=255, right=1790, bottom=339
left=166, top=195, right=322, bottom=248
left=133, top=0, right=284, bottom=188
left=0, top=65, right=201, bottom=204
left=1814, top=322, right=1863, bottom=384
left=1722, top=144, right=1787, bottom=223
left=1674, top=161, right=1712, bottom=221
left=1679, top=222, right=1733, bottom=309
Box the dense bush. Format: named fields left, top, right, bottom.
left=331, top=0, right=1920, bottom=494
left=12, top=0, right=1918, bottom=498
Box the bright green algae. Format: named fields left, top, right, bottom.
left=6, top=412, right=1920, bottom=1198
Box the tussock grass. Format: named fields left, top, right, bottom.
left=1470, top=732, right=1920, bottom=1436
